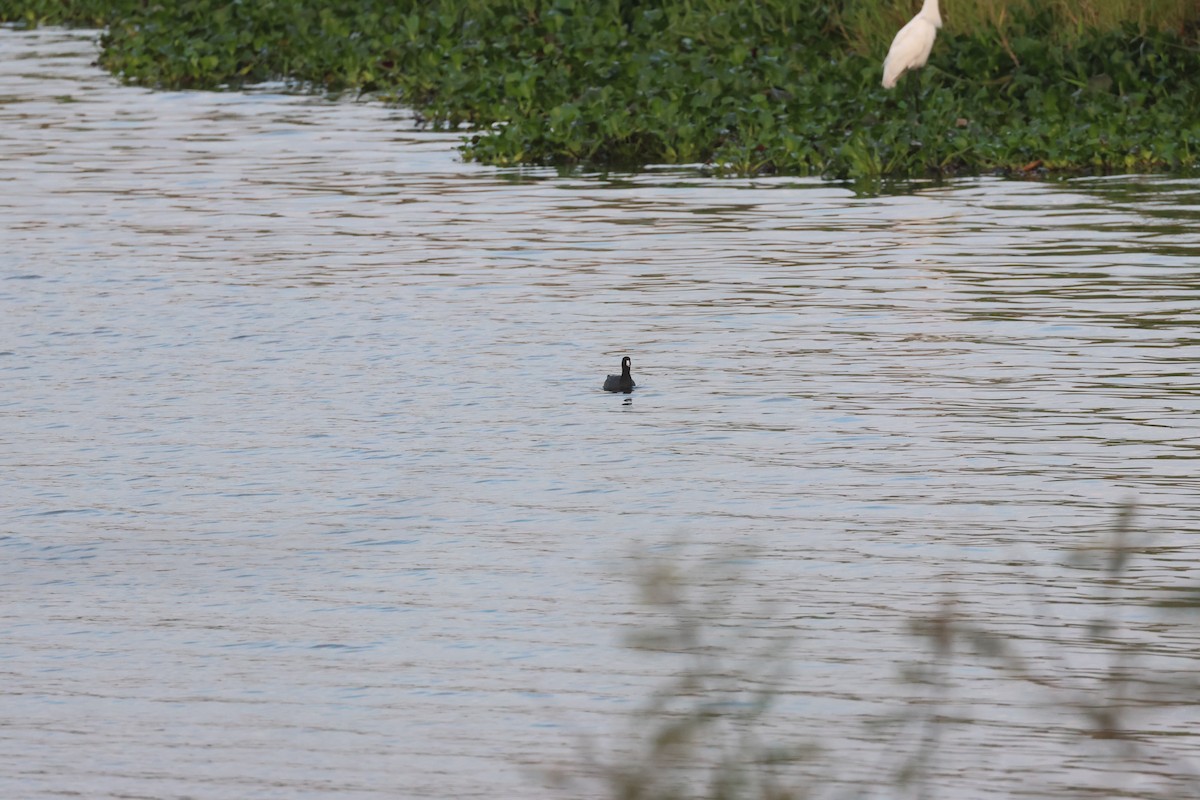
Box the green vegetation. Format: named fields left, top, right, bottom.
left=6, top=0, right=1200, bottom=178
left=556, top=506, right=1200, bottom=799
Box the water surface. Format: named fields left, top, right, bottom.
left=3, top=26, right=1200, bottom=800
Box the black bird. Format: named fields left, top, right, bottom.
left=603, top=356, right=636, bottom=393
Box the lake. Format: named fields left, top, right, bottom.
left=2, top=25, right=1199, bottom=800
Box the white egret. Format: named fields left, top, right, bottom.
left=881, top=0, right=942, bottom=89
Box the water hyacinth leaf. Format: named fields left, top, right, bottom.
left=4, top=0, right=1200, bottom=178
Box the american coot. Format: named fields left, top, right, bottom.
left=603, top=356, right=636, bottom=393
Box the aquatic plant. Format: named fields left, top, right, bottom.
left=7, top=1, right=1200, bottom=178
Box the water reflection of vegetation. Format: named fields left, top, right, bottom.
left=575, top=505, right=1200, bottom=798
left=6, top=1, right=1200, bottom=179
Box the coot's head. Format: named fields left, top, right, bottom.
left=622, top=356, right=631, bottom=373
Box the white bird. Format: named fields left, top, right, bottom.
left=882, top=0, right=942, bottom=89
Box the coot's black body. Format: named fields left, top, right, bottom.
left=603, top=356, right=636, bottom=393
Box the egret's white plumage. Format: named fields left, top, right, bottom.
left=882, top=0, right=942, bottom=89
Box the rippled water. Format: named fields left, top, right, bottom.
left=3, top=26, right=1200, bottom=800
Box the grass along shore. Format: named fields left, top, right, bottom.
left=6, top=0, right=1200, bottom=179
